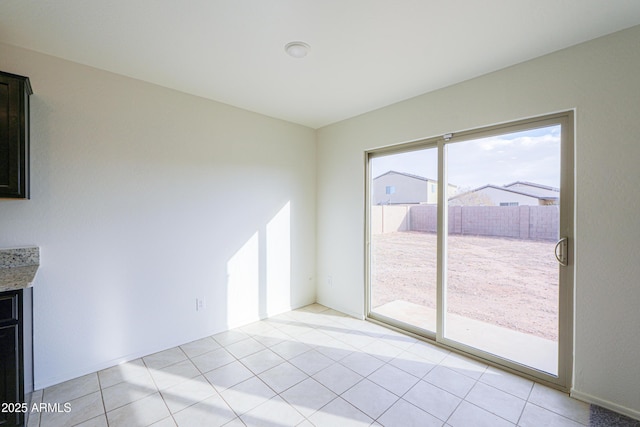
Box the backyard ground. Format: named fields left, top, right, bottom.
left=371, top=231, right=558, bottom=341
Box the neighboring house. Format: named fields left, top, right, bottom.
left=503, top=181, right=560, bottom=198
left=372, top=170, right=457, bottom=205
left=450, top=181, right=559, bottom=206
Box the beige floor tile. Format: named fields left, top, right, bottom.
left=42, top=373, right=100, bottom=404
left=377, top=398, right=442, bottom=427
left=448, top=401, right=515, bottom=427
left=440, top=353, right=488, bottom=380
left=191, top=347, right=236, bottom=373
left=149, top=359, right=200, bottom=390
left=339, top=351, right=384, bottom=377
left=26, top=389, right=43, bottom=427
left=405, top=340, right=450, bottom=364
left=251, top=327, right=291, bottom=347
left=296, top=329, right=334, bottom=347
left=312, top=363, right=363, bottom=395
left=106, top=392, right=170, bottom=427
left=225, top=337, right=266, bottom=359
left=102, top=370, right=158, bottom=411
left=289, top=349, right=334, bottom=376
left=377, top=330, right=418, bottom=350
left=149, top=417, right=177, bottom=427
left=423, top=365, right=476, bottom=398
left=368, top=363, right=420, bottom=396
left=240, top=395, right=305, bottom=427
left=98, top=358, right=148, bottom=389
left=360, top=339, right=404, bottom=362
left=341, top=330, right=378, bottom=349
left=222, top=417, right=247, bottom=427
left=341, top=378, right=398, bottom=419
left=275, top=322, right=315, bottom=337
left=314, top=337, right=356, bottom=361
left=519, top=402, right=585, bottom=427
left=403, top=380, right=461, bottom=421
left=40, top=390, right=104, bottom=427
left=388, top=350, right=437, bottom=378
left=298, top=303, right=330, bottom=313
left=465, top=382, right=526, bottom=423
left=220, top=377, right=276, bottom=416
left=204, top=360, right=255, bottom=392
left=74, top=414, right=108, bottom=427
left=212, top=329, right=249, bottom=347
left=143, top=347, right=188, bottom=370
left=180, top=337, right=221, bottom=358
left=307, top=397, right=372, bottom=427
left=161, top=375, right=217, bottom=414
left=238, top=319, right=277, bottom=335
left=172, top=393, right=236, bottom=427
left=258, top=362, right=308, bottom=393
left=240, top=348, right=285, bottom=374
left=280, top=378, right=337, bottom=418
left=528, top=383, right=590, bottom=425
left=479, top=366, right=534, bottom=400
left=270, top=339, right=313, bottom=360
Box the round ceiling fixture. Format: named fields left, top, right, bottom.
left=284, top=41, right=310, bottom=58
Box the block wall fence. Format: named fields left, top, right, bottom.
left=372, top=204, right=559, bottom=241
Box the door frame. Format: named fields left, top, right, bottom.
left=364, top=111, right=574, bottom=390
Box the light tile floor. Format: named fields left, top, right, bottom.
left=27, top=304, right=638, bottom=427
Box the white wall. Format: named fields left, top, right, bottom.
left=317, top=26, right=640, bottom=418
left=0, top=43, right=316, bottom=389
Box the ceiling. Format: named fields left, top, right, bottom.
left=2, top=1, right=640, bottom=129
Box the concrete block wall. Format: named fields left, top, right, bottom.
left=408, top=204, right=559, bottom=241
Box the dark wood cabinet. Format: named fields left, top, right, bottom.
left=0, top=289, right=32, bottom=427
left=0, top=71, right=32, bottom=199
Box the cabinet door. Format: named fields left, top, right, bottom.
left=0, top=72, right=31, bottom=199
left=0, top=324, right=19, bottom=426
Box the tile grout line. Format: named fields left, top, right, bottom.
left=140, top=351, right=179, bottom=427
left=95, top=372, right=109, bottom=427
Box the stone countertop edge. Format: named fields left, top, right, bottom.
left=0, top=247, right=40, bottom=292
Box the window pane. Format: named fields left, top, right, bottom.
left=370, top=147, right=438, bottom=332
left=445, top=125, right=561, bottom=375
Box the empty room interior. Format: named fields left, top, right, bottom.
left=1, top=1, right=640, bottom=426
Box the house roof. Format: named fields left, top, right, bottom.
left=504, top=181, right=559, bottom=192
left=373, top=170, right=436, bottom=182
left=450, top=183, right=559, bottom=201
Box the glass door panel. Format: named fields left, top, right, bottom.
left=444, top=125, right=561, bottom=375
left=369, top=147, right=438, bottom=333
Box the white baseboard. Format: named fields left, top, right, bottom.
left=571, top=388, right=640, bottom=421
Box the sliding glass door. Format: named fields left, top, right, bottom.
left=366, top=112, right=574, bottom=386
left=369, top=147, right=439, bottom=334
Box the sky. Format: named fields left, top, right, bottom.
left=371, top=125, right=561, bottom=190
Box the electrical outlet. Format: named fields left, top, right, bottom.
left=196, top=297, right=206, bottom=311
left=327, top=275, right=333, bottom=287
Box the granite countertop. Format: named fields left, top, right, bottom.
left=0, top=247, right=40, bottom=292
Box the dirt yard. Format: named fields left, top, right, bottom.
left=371, top=231, right=559, bottom=341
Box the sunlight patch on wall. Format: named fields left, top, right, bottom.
left=226, top=202, right=292, bottom=328
left=226, top=232, right=260, bottom=328
left=266, top=202, right=291, bottom=315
